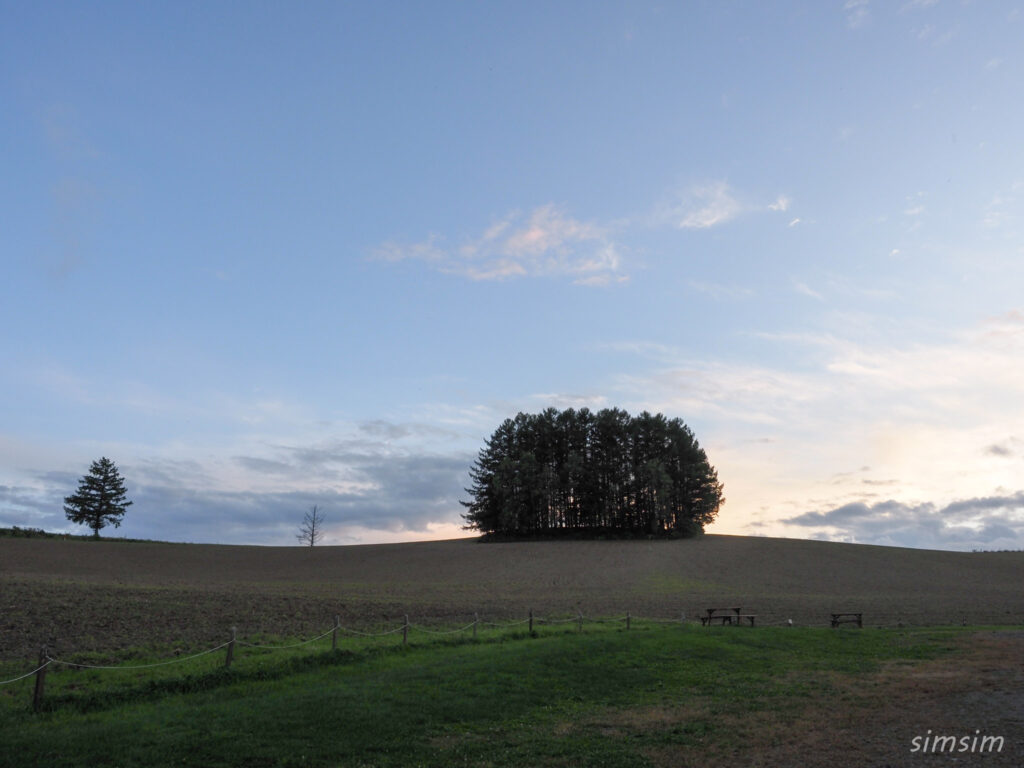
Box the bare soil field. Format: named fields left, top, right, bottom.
left=2, top=534, right=1022, bottom=661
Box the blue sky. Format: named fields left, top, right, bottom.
left=2, top=1, right=1023, bottom=550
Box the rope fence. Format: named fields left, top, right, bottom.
left=238, top=628, right=337, bottom=649
left=3, top=606, right=1020, bottom=712
left=46, top=642, right=232, bottom=670
left=480, top=619, right=531, bottom=628
left=338, top=626, right=407, bottom=637
left=0, top=661, right=51, bottom=686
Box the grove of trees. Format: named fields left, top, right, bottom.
left=462, top=408, right=724, bottom=538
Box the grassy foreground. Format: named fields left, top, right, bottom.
left=0, top=623, right=967, bottom=768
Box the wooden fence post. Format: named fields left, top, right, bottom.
left=403, top=615, right=409, bottom=645
left=529, top=609, right=533, bottom=633
left=332, top=615, right=340, bottom=651
left=577, top=611, right=583, bottom=633
left=32, top=646, right=48, bottom=712
left=626, top=611, right=631, bottom=631
left=473, top=613, right=478, bottom=639
left=225, top=627, right=236, bottom=668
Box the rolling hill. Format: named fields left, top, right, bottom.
left=2, top=534, right=1022, bottom=660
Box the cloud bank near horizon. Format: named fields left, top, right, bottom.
left=1, top=429, right=475, bottom=546
left=780, top=492, right=1024, bottom=551
left=4, top=312, right=1024, bottom=552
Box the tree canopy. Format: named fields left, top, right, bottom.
left=462, top=408, right=724, bottom=538
left=63, top=457, right=133, bottom=538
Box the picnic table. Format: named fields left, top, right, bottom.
left=700, top=607, right=756, bottom=626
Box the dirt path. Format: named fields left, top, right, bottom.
left=645, top=631, right=1024, bottom=767
left=835, top=630, right=1024, bottom=767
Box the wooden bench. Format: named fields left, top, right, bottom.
left=700, top=607, right=756, bottom=627
left=702, top=613, right=734, bottom=626
left=701, top=607, right=739, bottom=626
left=831, top=612, right=863, bottom=628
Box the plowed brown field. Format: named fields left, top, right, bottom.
left=2, top=534, right=1022, bottom=661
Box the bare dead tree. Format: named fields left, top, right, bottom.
left=296, top=504, right=325, bottom=547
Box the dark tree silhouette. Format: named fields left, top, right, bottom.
left=63, top=457, right=133, bottom=538
left=297, top=504, right=325, bottom=546
left=462, top=408, right=724, bottom=538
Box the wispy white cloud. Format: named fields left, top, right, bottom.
left=844, top=0, right=871, bottom=29
left=374, top=235, right=447, bottom=264
left=914, top=23, right=957, bottom=46
left=982, top=181, right=1022, bottom=230
left=662, top=182, right=792, bottom=230
left=788, top=218, right=802, bottom=227
left=379, top=182, right=793, bottom=284
left=983, top=199, right=1007, bottom=229
left=611, top=355, right=829, bottom=429
left=374, top=205, right=626, bottom=285
left=608, top=311, right=1024, bottom=549
left=672, top=182, right=742, bottom=229
left=793, top=281, right=824, bottom=300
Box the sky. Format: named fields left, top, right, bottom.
left=2, top=1, right=1023, bottom=551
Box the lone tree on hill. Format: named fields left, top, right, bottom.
left=462, top=408, right=724, bottom=538
left=63, top=457, right=133, bottom=538
left=297, top=504, right=325, bottom=546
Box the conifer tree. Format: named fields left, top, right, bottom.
left=63, top=457, right=133, bottom=538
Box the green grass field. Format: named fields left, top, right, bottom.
left=0, top=622, right=972, bottom=768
